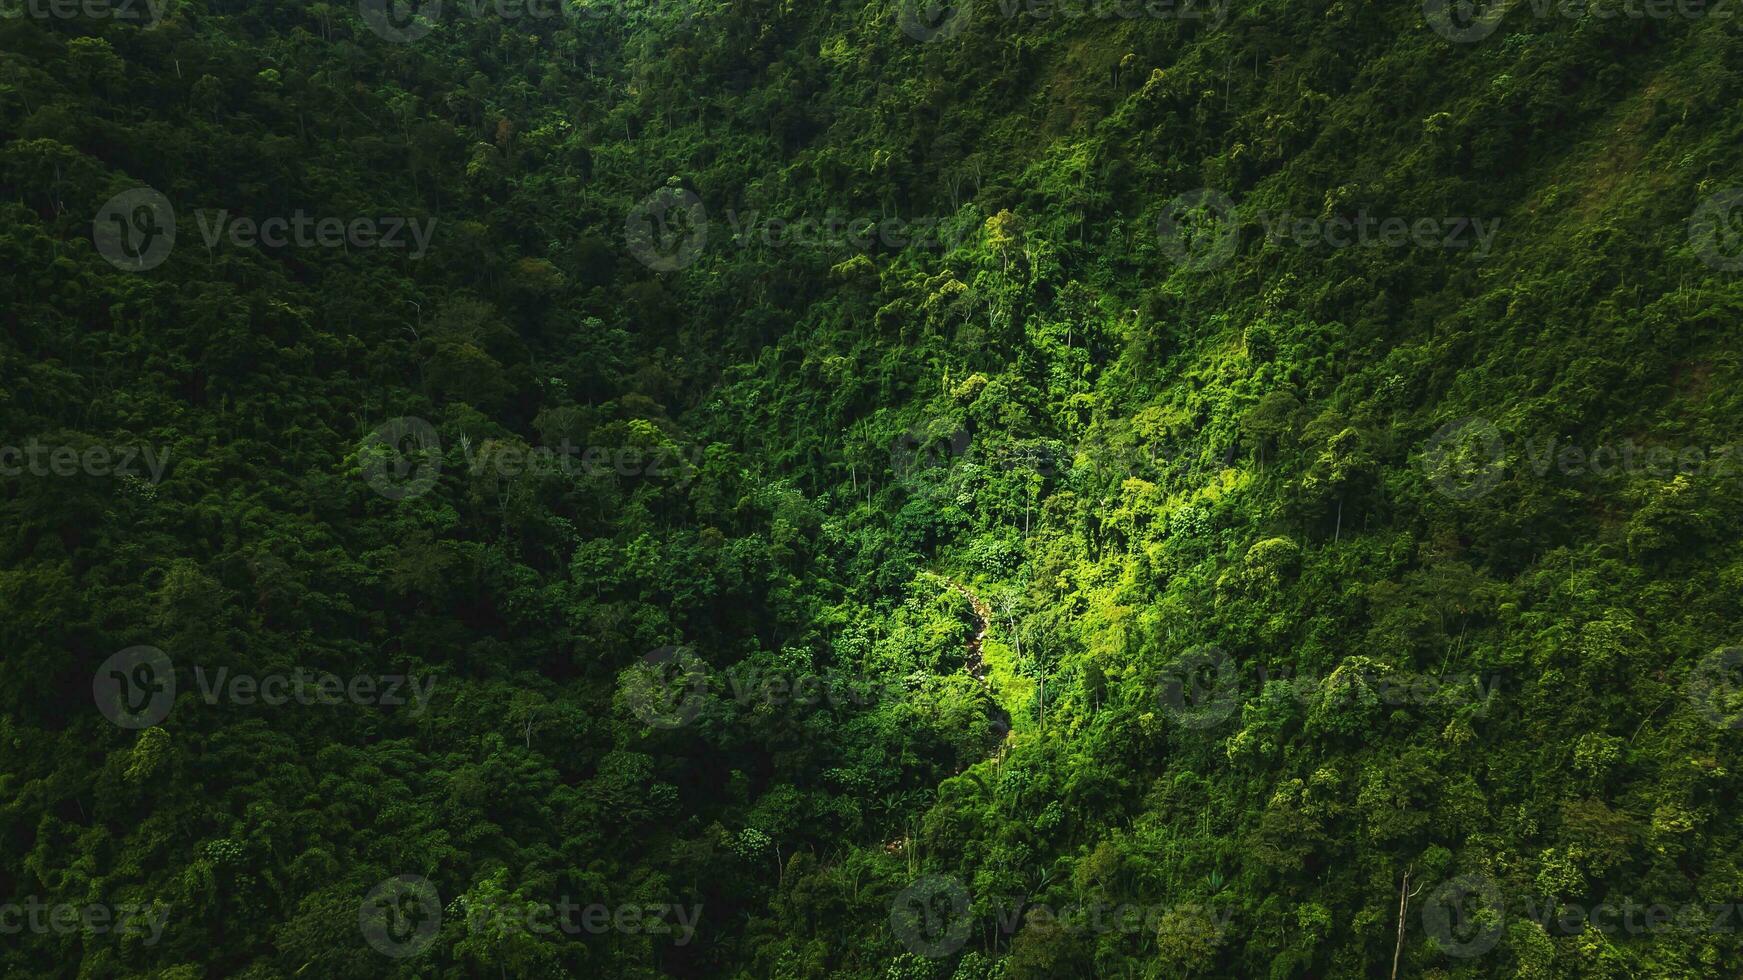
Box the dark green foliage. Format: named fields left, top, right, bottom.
left=4, top=0, right=1743, bottom=978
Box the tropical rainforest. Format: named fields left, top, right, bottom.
left=4, top=0, right=1743, bottom=977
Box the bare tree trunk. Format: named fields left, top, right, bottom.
left=1391, top=870, right=1422, bottom=980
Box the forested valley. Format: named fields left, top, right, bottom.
left=4, top=0, right=1743, bottom=976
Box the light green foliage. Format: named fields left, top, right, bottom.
left=4, top=0, right=1743, bottom=977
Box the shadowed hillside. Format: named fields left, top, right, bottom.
left=3, top=0, right=1743, bottom=976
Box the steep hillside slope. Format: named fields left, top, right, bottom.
left=3, top=1, right=1742, bottom=977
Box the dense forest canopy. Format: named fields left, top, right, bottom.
left=3, top=0, right=1743, bottom=976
